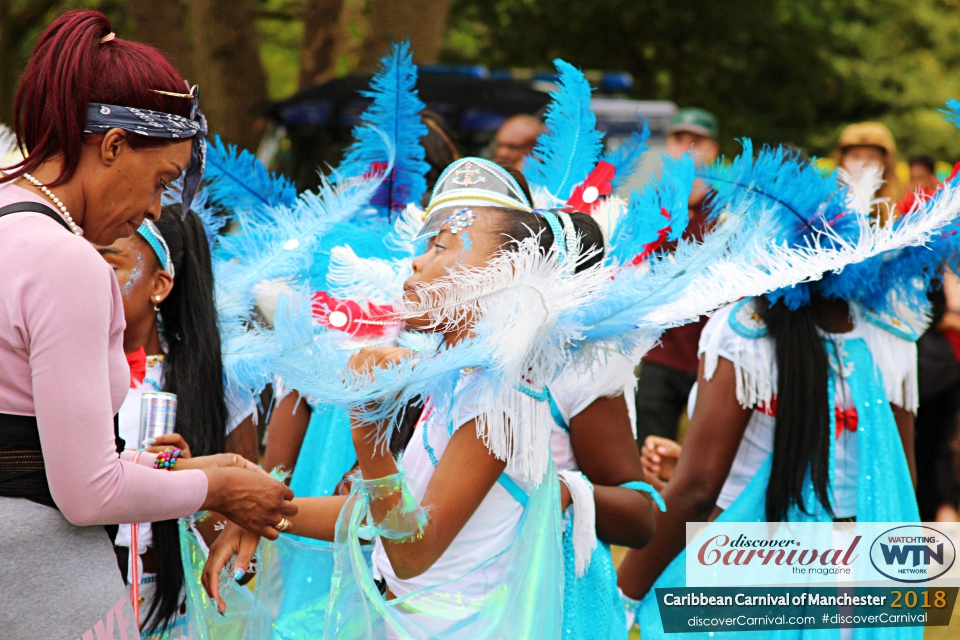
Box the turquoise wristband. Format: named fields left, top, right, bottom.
left=620, top=480, right=667, bottom=512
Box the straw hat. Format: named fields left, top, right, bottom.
left=836, top=122, right=896, bottom=155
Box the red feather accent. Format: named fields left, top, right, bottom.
left=631, top=207, right=673, bottom=265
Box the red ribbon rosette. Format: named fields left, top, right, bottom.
left=566, top=161, right=616, bottom=214
left=312, top=291, right=399, bottom=338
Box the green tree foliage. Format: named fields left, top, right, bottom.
left=1, top=0, right=132, bottom=125
left=442, top=0, right=960, bottom=160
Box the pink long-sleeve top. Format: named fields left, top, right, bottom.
left=0, top=182, right=207, bottom=525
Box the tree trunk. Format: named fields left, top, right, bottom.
left=128, top=0, right=195, bottom=83
left=0, top=0, right=15, bottom=127
left=0, top=0, right=61, bottom=127
left=188, top=0, right=268, bottom=151
left=299, top=0, right=344, bottom=88
left=355, top=0, right=452, bottom=73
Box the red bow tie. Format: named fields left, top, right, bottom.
left=127, top=347, right=146, bottom=388
left=835, top=406, right=859, bottom=439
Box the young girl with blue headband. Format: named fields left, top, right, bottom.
left=203, top=159, right=611, bottom=637
left=97, top=205, right=259, bottom=637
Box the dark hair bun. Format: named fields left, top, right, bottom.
left=494, top=207, right=605, bottom=273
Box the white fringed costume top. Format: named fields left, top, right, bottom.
left=691, top=298, right=920, bottom=517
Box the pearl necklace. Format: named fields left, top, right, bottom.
left=22, top=173, right=81, bottom=236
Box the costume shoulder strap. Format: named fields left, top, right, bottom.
left=860, top=306, right=921, bottom=343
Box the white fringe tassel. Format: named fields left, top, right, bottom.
left=558, top=469, right=597, bottom=578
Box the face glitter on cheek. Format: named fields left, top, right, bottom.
left=460, top=231, right=473, bottom=253
left=122, top=254, right=145, bottom=297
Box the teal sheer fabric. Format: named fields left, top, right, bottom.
left=264, top=404, right=357, bottom=636
left=248, top=536, right=374, bottom=639
left=179, top=518, right=269, bottom=639
left=322, top=465, right=565, bottom=639
left=289, top=404, right=356, bottom=498
left=178, top=405, right=360, bottom=639
left=637, top=337, right=921, bottom=640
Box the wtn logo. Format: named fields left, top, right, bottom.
left=870, top=526, right=956, bottom=583
left=879, top=542, right=944, bottom=566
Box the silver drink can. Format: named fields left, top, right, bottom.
left=140, top=392, right=177, bottom=444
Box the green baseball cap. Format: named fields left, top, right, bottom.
left=667, top=107, right=719, bottom=140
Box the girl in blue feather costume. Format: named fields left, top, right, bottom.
left=202, top=158, right=629, bottom=638
left=617, top=124, right=960, bottom=640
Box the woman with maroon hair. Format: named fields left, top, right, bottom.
left=0, top=11, right=295, bottom=639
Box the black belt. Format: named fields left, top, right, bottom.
left=0, top=412, right=126, bottom=510
left=0, top=413, right=55, bottom=508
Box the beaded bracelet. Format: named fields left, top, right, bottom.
left=154, top=447, right=182, bottom=470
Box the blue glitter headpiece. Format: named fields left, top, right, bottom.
left=137, top=219, right=175, bottom=278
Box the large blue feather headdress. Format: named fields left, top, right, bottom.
left=697, top=121, right=960, bottom=317
left=205, top=44, right=437, bottom=402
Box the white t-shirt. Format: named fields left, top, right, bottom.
left=692, top=299, right=919, bottom=518
left=115, top=358, right=254, bottom=552
left=372, top=370, right=538, bottom=604
left=547, top=350, right=638, bottom=472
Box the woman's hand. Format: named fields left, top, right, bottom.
left=200, top=466, right=297, bottom=540
left=641, top=435, right=682, bottom=485
left=201, top=521, right=261, bottom=614
left=347, top=347, right=413, bottom=375
left=176, top=453, right=267, bottom=476
left=144, top=432, right=192, bottom=458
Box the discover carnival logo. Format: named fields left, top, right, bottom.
left=695, top=533, right=861, bottom=576
left=868, top=525, right=956, bottom=583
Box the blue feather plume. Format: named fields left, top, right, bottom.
left=606, top=152, right=696, bottom=265
left=523, top=59, right=605, bottom=200
left=941, top=98, right=960, bottom=132
left=203, top=135, right=298, bottom=219
left=602, top=121, right=650, bottom=191
left=337, top=41, right=429, bottom=218
left=702, top=140, right=854, bottom=245
left=698, top=140, right=858, bottom=308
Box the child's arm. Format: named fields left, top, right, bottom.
left=353, top=415, right=505, bottom=580
left=569, top=394, right=657, bottom=548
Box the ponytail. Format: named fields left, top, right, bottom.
left=758, top=297, right=835, bottom=522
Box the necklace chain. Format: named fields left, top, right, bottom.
left=22, top=173, right=81, bottom=236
